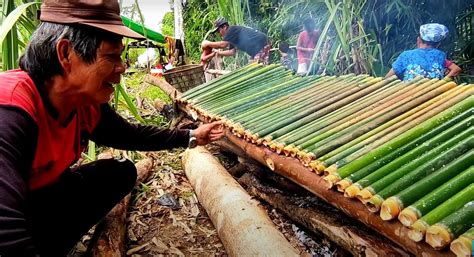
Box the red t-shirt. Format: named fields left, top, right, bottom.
left=297, top=30, right=320, bottom=64
left=0, top=70, right=101, bottom=189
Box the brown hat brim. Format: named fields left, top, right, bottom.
left=82, top=22, right=145, bottom=40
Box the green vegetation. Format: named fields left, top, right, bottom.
left=182, top=0, right=474, bottom=81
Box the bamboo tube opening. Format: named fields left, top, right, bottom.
left=322, top=174, right=341, bottom=190
left=263, top=136, right=272, bottom=144
left=336, top=179, right=351, bottom=193
left=408, top=221, right=430, bottom=242
left=269, top=143, right=278, bottom=152
left=301, top=152, right=316, bottom=164
left=250, top=134, right=259, bottom=143
left=275, top=144, right=284, bottom=154
left=308, top=161, right=324, bottom=174
left=344, top=184, right=361, bottom=198
left=282, top=145, right=293, bottom=157
left=356, top=188, right=374, bottom=203
left=398, top=207, right=420, bottom=227
left=255, top=138, right=264, bottom=145
left=366, top=195, right=384, bottom=213
left=266, top=158, right=275, bottom=171
left=380, top=197, right=401, bottom=221
left=450, top=236, right=471, bottom=257
left=323, top=164, right=337, bottom=175
left=426, top=225, right=451, bottom=249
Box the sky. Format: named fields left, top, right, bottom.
left=122, top=0, right=172, bottom=32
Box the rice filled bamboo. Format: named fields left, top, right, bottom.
left=398, top=166, right=474, bottom=227
left=450, top=227, right=474, bottom=257
left=425, top=202, right=474, bottom=249
left=408, top=184, right=474, bottom=242
left=380, top=150, right=474, bottom=220
left=361, top=133, right=473, bottom=207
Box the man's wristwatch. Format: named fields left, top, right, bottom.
left=188, top=129, right=197, bottom=148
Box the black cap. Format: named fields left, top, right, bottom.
left=212, top=17, right=228, bottom=33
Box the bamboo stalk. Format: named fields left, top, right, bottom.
left=398, top=166, right=474, bottom=227
left=408, top=184, right=474, bottom=242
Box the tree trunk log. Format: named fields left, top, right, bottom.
left=90, top=158, right=154, bottom=257
left=239, top=173, right=410, bottom=257
left=182, top=146, right=300, bottom=257
left=145, top=75, right=181, bottom=101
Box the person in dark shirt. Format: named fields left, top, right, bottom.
left=201, top=17, right=271, bottom=64
left=0, top=1, right=223, bottom=256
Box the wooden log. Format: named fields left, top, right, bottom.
left=182, top=146, right=300, bottom=257
left=239, top=173, right=409, bottom=256
left=90, top=158, right=154, bottom=257
left=220, top=130, right=455, bottom=257
left=145, top=74, right=181, bottom=101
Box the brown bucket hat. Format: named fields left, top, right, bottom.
left=40, top=0, right=144, bottom=40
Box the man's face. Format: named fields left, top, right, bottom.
left=68, top=39, right=125, bottom=104
left=218, top=25, right=227, bottom=37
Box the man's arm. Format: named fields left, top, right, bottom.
left=90, top=104, right=190, bottom=151
left=0, top=106, right=39, bottom=256
left=215, top=48, right=236, bottom=57
left=384, top=68, right=396, bottom=79
left=202, top=40, right=230, bottom=49
left=445, top=63, right=462, bottom=79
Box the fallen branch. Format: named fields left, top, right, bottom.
left=182, top=146, right=300, bottom=257
left=89, top=158, right=154, bottom=257
left=239, top=173, right=410, bottom=257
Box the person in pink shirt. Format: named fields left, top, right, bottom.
left=296, top=18, right=320, bottom=75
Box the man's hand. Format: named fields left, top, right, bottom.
left=201, top=40, right=211, bottom=50
left=193, top=121, right=224, bottom=145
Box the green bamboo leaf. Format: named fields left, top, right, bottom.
left=116, top=82, right=146, bottom=124
left=0, top=2, right=39, bottom=44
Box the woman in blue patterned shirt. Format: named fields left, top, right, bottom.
left=385, top=23, right=461, bottom=81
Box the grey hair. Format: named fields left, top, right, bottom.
left=19, top=22, right=122, bottom=86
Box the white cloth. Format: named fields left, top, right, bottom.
left=297, top=63, right=308, bottom=75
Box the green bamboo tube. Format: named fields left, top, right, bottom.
left=273, top=78, right=400, bottom=146
left=184, top=63, right=268, bottom=101
left=181, top=63, right=260, bottom=101
left=450, top=227, right=474, bottom=257
left=320, top=86, right=472, bottom=178
left=408, top=185, right=474, bottom=242
left=190, top=64, right=281, bottom=104
left=426, top=202, right=474, bottom=249
left=197, top=68, right=287, bottom=108
left=307, top=80, right=458, bottom=160
left=320, top=96, right=473, bottom=180
left=220, top=77, right=315, bottom=117
left=398, top=166, right=474, bottom=227
left=236, top=76, right=346, bottom=127
left=297, top=78, right=440, bottom=158
left=360, top=132, right=472, bottom=207
left=230, top=76, right=326, bottom=121
left=380, top=150, right=473, bottom=221
left=242, top=75, right=368, bottom=130
left=264, top=77, right=394, bottom=142
left=319, top=86, right=469, bottom=163
left=254, top=77, right=382, bottom=137
left=208, top=74, right=299, bottom=114
left=339, top=112, right=473, bottom=195
left=238, top=77, right=370, bottom=140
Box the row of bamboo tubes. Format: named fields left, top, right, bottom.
left=178, top=63, right=473, bottom=256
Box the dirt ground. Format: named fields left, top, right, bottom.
left=70, top=146, right=340, bottom=256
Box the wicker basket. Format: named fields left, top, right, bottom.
left=163, top=64, right=205, bottom=92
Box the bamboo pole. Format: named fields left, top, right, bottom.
left=182, top=146, right=299, bottom=257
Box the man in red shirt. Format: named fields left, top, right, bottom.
left=0, top=1, right=223, bottom=256
left=296, top=18, right=320, bottom=75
